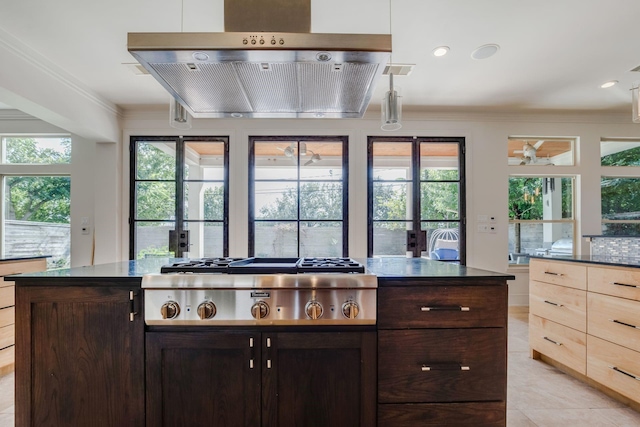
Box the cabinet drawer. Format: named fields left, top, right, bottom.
left=588, top=266, right=640, bottom=301
left=529, top=281, right=586, bottom=332
left=0, top=307, right=14, bottom=328
left=378, top=285, right=507, bottom=329
left=530, top=259, right=587, bottom=290
left=378, top=328, right=506, bottom=403
left=529, top=314, right=586, bottom=374
left=0, top=283, right=14, bottom=309
left=0, top=324, right=14, bottom=349
left=588, top=293, right=640, bottom=353
left=587, top=335, right=640, bottom=405
left=378, top=401, right=505, bottom=427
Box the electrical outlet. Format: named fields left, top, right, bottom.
left=81, top=226, right=91, bottom=235
left=477, top=224, right=489, bottom=233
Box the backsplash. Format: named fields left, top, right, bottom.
left=589, top=236, right=640, bottom=257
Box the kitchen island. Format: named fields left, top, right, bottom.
left=10, top=257, right=513, bottom=427
left=529, top=255, right=640, bottom=412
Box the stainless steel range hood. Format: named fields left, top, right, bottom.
left=127, top=0, right=391, bottom=119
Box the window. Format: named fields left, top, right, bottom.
left=0, top=135, right=71, bottom=268
left=507, top=137, right=575, bottom=166
left=601, top=177, right=640, bottom=235
left=130, top=136, right=229, bottom=259
left=368, top=137, right=465, bottom=263
left=508, top=176, right=575, bottom=264
left=249, top=137, right=348, bottom=257
left=601, top=139, right=640, bottom=166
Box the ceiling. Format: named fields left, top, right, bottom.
left=2, top=0, right=640, bottom=116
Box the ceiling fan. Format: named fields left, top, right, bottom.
left=514, top=140, right=544, bottom=165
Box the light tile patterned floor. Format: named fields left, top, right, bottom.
left=1, top=313, right=639, bottom=426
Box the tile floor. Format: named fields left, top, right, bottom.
left=0, top=313, right=639, bottom=426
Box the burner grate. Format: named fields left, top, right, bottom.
left=297, top=257, right=365, bottom=273
left=160, top=258, right=243, bottom=273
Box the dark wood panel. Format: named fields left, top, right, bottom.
left=146, top=331, right=260, bottom=427
left=378, top=401, right=506, bottom=426
left=16, top=285, right=144, bottom=427
left=378, top=285, right=507, bottom=329
left=262, top=331, right=376, bottom=427
left=378, top=328, right=506, bottom=403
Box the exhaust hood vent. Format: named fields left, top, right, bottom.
left=127, top=0, right=391, bottom=119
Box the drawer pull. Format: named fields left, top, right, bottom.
left=609, top=366, right=640, bottom=381
left=610, top=282, right=639, bottom=289
left=421, top=364, right=470, bottom=372
left=609, top=319, right=639, bottom=330
left=421, top=306, right=470, bottom=312
left=544, top=271, right=564, bottom=277
left=543, top=300, right=563, bottom=307
left=543, top=336, right=562, bottom=346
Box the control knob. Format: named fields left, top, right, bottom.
left=160, top=301, right=180, bottom=319
left=197, top=301, right=217, bottom=319
left=342, top=301, right=359, bottom=319
left=251, top=301, right=270, bottom=319
left=305, top=301, right=323, bottom=320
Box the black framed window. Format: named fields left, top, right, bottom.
left=249, top=136, right=349, bottom=257
left=367, top=136, right=466, bottom=264
left=129, top=136, right=229, bottom=259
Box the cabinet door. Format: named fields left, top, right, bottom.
left=15, top=285, right=144, bottom=427
left=262, top=331, right=376, bottom=427
left=146, top=331, right=261, bottom=427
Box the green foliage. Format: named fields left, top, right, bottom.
left=259, top=182, right=342, bottom=221
left=4, top=137, right=71, bottom=164
left=508, top=177, right=544, bottom=220
left=135, top=143, right=177, bottom=222
left=203, top=186, right=224, bottom=220
left=421, top=170, right=459, bottom=220
left=601, top=177, right=640, bottom=219
left=601, top=146, right=640, bottom=166
left=136, top=142, right=175, bottom=180
left=136, top=245, right=173, bottom=259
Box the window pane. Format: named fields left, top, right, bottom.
left=420, top=182, right=459, bottom=220
left=509, top=177, right=573, bottom=221
left=602, top=222, right=640, bottom=235
left=254, top=141, right=298, bottom=180
left=135, top=182, right=175, bottom=220
left=508, top=222, right=574, bottom=263
left=600, top=140, right=640, bottom=166
left=184, top=141, right=225, bottom=179
left=422, top=222, right=459, bottom=260
left=300, top=142, right=342, bottom=180
left=3, top=136, right=71, bottom=164
left=136, top=142, right=176, bottom=180
left=300, top=222, right=342, bottom=257
left=255, top=182, right=298, bottom=220
left=300, top=182, right=342, bottom=220
left=184, top=222, right=224, bottom=258
left=373, top=182, right=411, bottom=220
left=372, top=142, right=412, bottom=178
left=254, top=221, right=298, bottom=257
left=420, top=143, right=458, bottom=180
left=507, top=138, right=574, bottom=166
left=184, top=182, right=224, bottom=220
left=602, top=177, right=640, bottom=220
left=372, top=221, right=410, bottom=256
left=4, top=176, right=71, bottom=268
left=134, top=221, right=174, bottom=259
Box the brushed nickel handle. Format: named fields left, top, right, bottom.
left=609, top=366, right=640, bottom=381
left=609, top=319, right=639, bottom=330
left=129, top=291, right=138, bottom=322
left=250, top=359, right=254, bottom=369
left=544, top=271, right=564, bottom=276
left=610, top=282, right=639, bottom=288
left=267, top=359, right=272, bottom=369
left=544, top=300, right=563, bottom=307
left=543, top=336, right=562, bottom=346
left=421, top=364, right=470, bottom=371
left=421, top=306, right=470, bottom=312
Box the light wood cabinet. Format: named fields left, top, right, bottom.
left=530, top=258, right=640, bottom=407
left=0, top=257, right=47, bottom=375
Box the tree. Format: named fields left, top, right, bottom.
left=135, top=143, right=176, bottom=221
left=259, top=182, right=343, bottom=220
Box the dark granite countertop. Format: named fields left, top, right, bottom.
left=530, top=254, right=640, bottom=268
left=7, top=257, right=514, bottom=285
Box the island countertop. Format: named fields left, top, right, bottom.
left=530, top=254, right=640, bottom=268
left=5, top=257, right=514, bottom=284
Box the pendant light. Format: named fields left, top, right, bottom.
left=381, top=73, right=402, bottom=131
left=632, top=83, right=640, bottom=123
left=169, top=98, right=192, bottom=130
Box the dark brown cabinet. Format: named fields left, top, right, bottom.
left=145, top=330, right=376, bottom=427
left=377, top=281, right=508, bottom=427
left=15, top=283, right=144, bottom=427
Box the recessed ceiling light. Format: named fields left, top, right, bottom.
left=433, top=46, right=449, bottom=57
left=600, top=80, right=618, bottom=88
left=471, top=44, right=500, bottom=60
